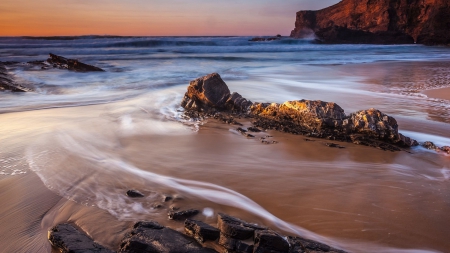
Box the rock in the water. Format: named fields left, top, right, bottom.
left=48, top=223, right=114, bottom=253
left=181, top=73, right=231, bottom=111
left=288, top=236, right=347, bottom=253
left=441, top=146, right=450, bottom=154
left=344, top=109, right=418, bottom=147
left=422, top=141, right=438, bottom=150
left=47, top=53, right=104, bottom=72
left=119, top=221, right=215, bottom=253
left=0, top=62, right=32, bottom=92
left=181, top=73, right=418, bottom=151
left=290, top=0, right=450, bottom=45
left=217, top=213, right=266, bottom=240
left=253, top=230, right=290, bottom=253
left=218, top=233, right=254, bottom=253
left=126, top=190, right=144, bottom=198
left=185, top=219, right=220, bottom=243
left=162, top=194, right=173, bottom=202
left=168, top=209, right=199, bottom=220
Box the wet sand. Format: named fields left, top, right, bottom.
left=423, top=87, right=450, bottom=101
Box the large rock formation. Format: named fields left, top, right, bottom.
left=181, top=73, right=419, bottom=151
left=48, top=224, right=114, bottom=253
left=290, top=0, right=450, bottom=45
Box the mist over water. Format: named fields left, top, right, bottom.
left=1, top=36, right=450, bottom=253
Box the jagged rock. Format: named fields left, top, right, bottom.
left=290, top=0, right=450, bottom=45
left=185, top=219, right=221, bottom=243
left=226, top=92, right=253, bottom=112
left=119, top=221, right=215, bottom=253
left=250, top=100, right=347, bottom=133
left=126, top=190, right=144, bottom=198
left=441, top=146, right=450, bottom=154
left=422, top=141, right=438, bottom=150
left=168, top=209, right=199, bottom=220
left=182, top=73, right=418, bottom=151
left=247, top=127, right=261, bottom=132
left=288, top=236, right=347, bottom=253
left=0, top=62, right=32, bottom=92
left=217, top=213, right=266, bottom=240
left=218, top=234, right=254, bottom=253
left=47, top=53, right=104, bottom=72
left=48, top=223, right=113, bottom=253
left=162, top=194, right=173, bottom=202
left=181, top=73, right=231, bottom=111
left=253, top=230, right=289, bottom=253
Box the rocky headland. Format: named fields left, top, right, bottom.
left=290, top=0, right=450, bottom=45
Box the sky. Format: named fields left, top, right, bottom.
left=0, top=0, right=340, bottom=36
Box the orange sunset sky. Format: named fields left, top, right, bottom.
left=0, top=0, right=339, bottom=36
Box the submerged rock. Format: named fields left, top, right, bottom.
left=126, top=190, right=144, bottom=198
left=119, top=221, right=214, bottom=253
left=48, top=223, right=113, bottom=253
left=47, top=53, right=104, bottom=72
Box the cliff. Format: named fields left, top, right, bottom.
left=290, top=0, right=450, bottom=45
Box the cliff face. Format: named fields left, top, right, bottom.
left=290, top=0, right=450, bottom=45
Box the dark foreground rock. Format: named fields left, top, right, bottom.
left=181, top=73, right=420, bottom=152
left=185, top=219, right=221, bottom=243
left=48, top=223, right=114, bottom=253
left=119, top=221, right=215, bottom=253
left=50, top=213, right=348, bottom=253
left=0, top=62, right=32, bottom=92
left=126, top=190, right=145, bottom=198
left=168, top=209, right=200, bottom=220
left=47, top=53, right=104, bottom=72
left=290, top=0, right=450, bottom=45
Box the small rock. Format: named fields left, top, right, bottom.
left=185, top=219, right=220, bottom=243
left=170, top=205, right=180, bottom=211
left=152, top=203, right=163, bottom=209
left=48, top=223, right=113, bottom=253
left=126, top=190, right=144, bottom=198
left=441, top=146, right=450, bottom=154
left=254, top=230, right=290, bottom=253
left=217, top=213, right=265, bottom=240
left=422, top=141, right=438, bottom=150
left=162, top=194, right=173, bottom=202
left=247, top=127, right=262, bottom=132
left=218, top=233, right=254, bottom=253
left=326, top=143, right=345, bottom=149
left=168, top=209, right=200, bottom=220
left=237, top=127, right=248, bottom=133
left=304, top=138, right=315, bottom=142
